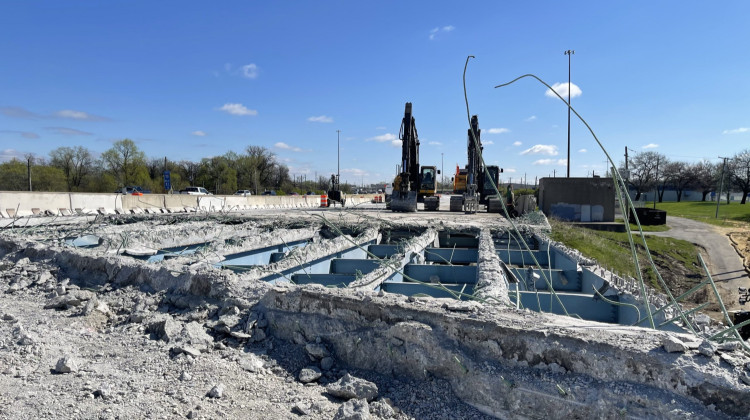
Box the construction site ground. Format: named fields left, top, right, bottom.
left=1, top=201, right=749, bottom=419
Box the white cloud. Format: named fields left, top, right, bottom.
left=521, top=144, right=558, bottom=156
left=525, top=115, right=537, bottom=122
left=391, top=140, right=402, bottom=148
left=192, top=130, right=207, bottom=136
left=578, top=148, right=587, bottom=153
left=274, top=142, right=304, bottom=152
left=545, top=82, right=582, bottom=100
left=512, top=141, right=522, bottom=146
left=505, top=168, right=517, bottom=173
left=723, top=127, right=749, bottom=134
left=54, top=109, right=109, bottom=121
left=486, top=128, right=510, bottom=134
left=484, top=140, right=494, bottom=145
left=307, top=115, right=333, bottom=123
left=533, top=158, right=568, bottom=166
left=642, top=143, right=659, bottom=149
left=0, top=130, right=39, bottom=139
left=45, top=127, right=92, bottom=136
left=0, top=148, right=25, bottom=161
left=429, top=25, right=455, bottom=40
left=241, top=63, right=258, bottom=79
left=341, top=168, right=368, bottom=176
left=219, top=103, right=257, bottom=116
left=368, top=133, right=397, bottom=142
left=428, top=141, right=442, bottom=146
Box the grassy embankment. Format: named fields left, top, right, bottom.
left=649, top=201, right=750, bottom=227
left=549, top=218, right=703, bottom=294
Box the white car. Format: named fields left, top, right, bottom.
left=179, top=186, right=211, bottom=195
left=234, top=190, right=253, bottom=196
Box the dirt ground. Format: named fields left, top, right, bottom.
left=727, top=229, right=750, bottom=273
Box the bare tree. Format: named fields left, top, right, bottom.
left=691, top=160, right=716, bottom=201
left=729, top=149, right=750, bottom=204
left=50, top=146, right=93, bottom=191
left=626, top=151, right=664, bottom=200
left=663, top=161, right=695, bottom=202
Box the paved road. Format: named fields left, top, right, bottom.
left=646, top=216, right=749, bottom=308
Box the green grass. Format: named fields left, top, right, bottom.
left=550, top=219, right=703, bottom=293
left=644, top=201, right=750, bottom=227
left=614, top=218, right=671, bottom=232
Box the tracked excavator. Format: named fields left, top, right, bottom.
left=450, top=115, right=503, bottom=213
left=390, top=102, right=440, bottom=212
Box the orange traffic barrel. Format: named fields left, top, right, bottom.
left=321, top=194, right=328, bottom=207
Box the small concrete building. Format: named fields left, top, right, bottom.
left=538, top=177, right=615, bottom=222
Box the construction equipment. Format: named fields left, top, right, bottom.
left=327, top=174, right=345, bottom=207
left=450, top=115, right=503, bottom=213
left=391, top=102, right=440, bottom=212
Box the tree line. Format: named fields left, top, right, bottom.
left=620, top=149, right=750, bottom=204
left=0, top=139, right=350, bottom=195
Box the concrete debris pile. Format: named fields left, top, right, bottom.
left=0, top=210, right=748, bottom=418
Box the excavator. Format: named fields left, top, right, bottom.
left=450, top=115, right=503, bottom=213
left=390, top=102, right=440, bottom=212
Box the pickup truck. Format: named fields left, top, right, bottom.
left=179, top=186, right=211, bottom=195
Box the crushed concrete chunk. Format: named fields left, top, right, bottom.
left=54, top=355, right=78, bottom=374
left=306, top=343, right=330, bottom=360
left=740, top=372, right=750, bottom=386
left=208, top=384, right=224, bottom=398
left=334, top=398, right=371, bottom=420
left=321, top=357, right=334, bottom=371
left=369, top=399, right=395, bottom=418
left=171, top=346, right=201, bottom=358
left=326, top=373, right=378, bottom=401
left=239, top=354, right=264, bottom=373
left=299, top=366, right=322, bottom=383
left=662, top=335, right=689, bottom=353
left=718, top=341, right=741, bottom=352
left=698, top=340, right=718, bottom=357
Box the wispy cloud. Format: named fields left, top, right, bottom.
left=428, top=141, right=442, bottom=146
left=0, top=106, right=110, bottom=121
left=192, top=130, right=207, bottom=136
left=241, top=63, right=259, bottom=79
left=45, top=127, right=92, bottom=136
left=723, top=127, right=749, bottom=134
left=219, top=103, right=257, bottom=116
left=341, top=168, right=369, bottom=177
left=545, top=83, right=582, bottom=100
left=642, top=143, right=659, bottom=149
left=55, top=109, right=110, bottom=121
left=512, top=141, right=522, bottom=146
left=274, top=142, right=304, bottom=152
left=0, top=130, right=39, bottom=139
left=521, top=144, right=558, bottom=156
left=484, top=140, right=495, bottom=145
left=367, top=133, right=397, bottom=143
left=391, top=140, right=401, bottom=148
left=429, top=25, right=455, bottom=40
left=307, top=115, right=333, bottom=123
left=486, top=128, right=510, bottom=134
left=0, top=148, right=25, bottom=162
left=525, top=115, right=537, bottom=122
left=578, top=148, right=587, bottom=153
left=505, top=168, right=517, bottom=173
left=533, top=158, right=568, bottom=166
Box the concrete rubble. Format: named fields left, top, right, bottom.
left=0, top=209, right=748, bottom=419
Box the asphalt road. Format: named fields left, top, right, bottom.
left=646, top=216, right=749, bottom=308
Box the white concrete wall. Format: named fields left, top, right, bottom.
left=0, top=192, right=384, bottom=218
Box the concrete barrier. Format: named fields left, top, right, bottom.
left=122, top=194, right=165, bottom=211
left=70, top=193, right=122, bottom=215
left=0, top=192, right=72, bottom=217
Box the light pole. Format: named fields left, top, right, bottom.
left=336, top=130, right=341, bottom=187
left=564, top=49, right=574, bottom=178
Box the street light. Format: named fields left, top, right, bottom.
left=564, top=49, right=575, bottom=178
left=336, top=130, right=341, bottom=186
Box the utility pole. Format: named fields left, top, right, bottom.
left=564, top=49, right=575, bottom=178
left=653, top=156, right=660, bottom=209
left=716, top=156, right=728, bottom=218
left=336, top=130, right=341, bottom=188
left=25, top=154, right=33, bottom=191
left=441, top=152, right=444, bottom=194
left=553, top=169, right=556, bottom=178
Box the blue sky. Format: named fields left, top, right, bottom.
left=2, top=1, right=749, bottom=186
